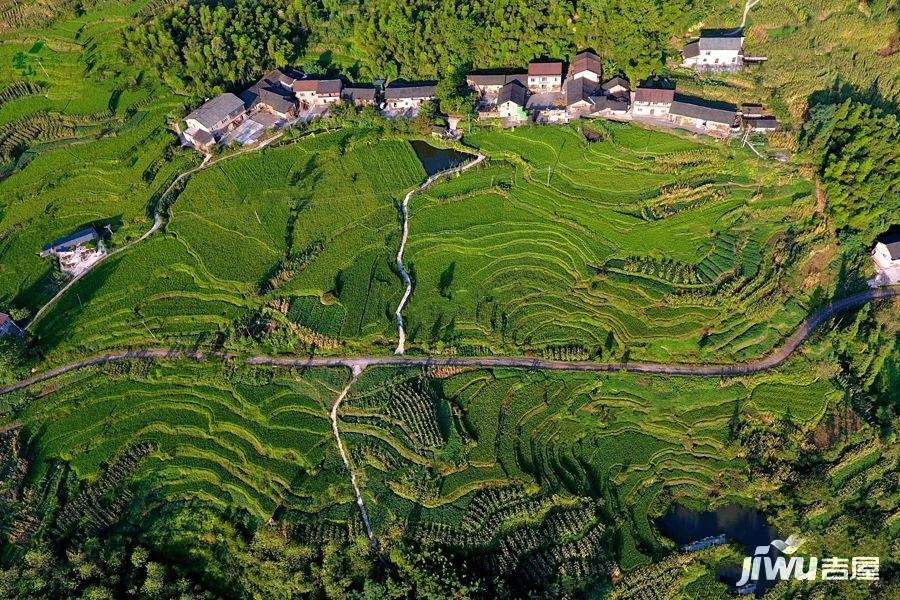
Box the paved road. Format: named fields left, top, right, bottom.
left=2, top=287, right=897, bottom=396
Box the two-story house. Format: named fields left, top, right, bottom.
left=527, top=62, right=563, bottom=92
left=183, top=93, right=247, bottom=149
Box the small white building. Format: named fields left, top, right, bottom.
left=632, top=87, right=675, bottom=118
left=467, top=73, right=527, bottom=98
left=40, top=227, right=107, bottom=276
left=383, top=84, right=437, bottom=111
left=600, top=76, right=630, bottom=98
left=527, top=62, right=563, bottom=92
left=497, top=81, right=528, bottom=121
left=292, top=79, right=343, bottom=108
left=183, top=93, right=247, bottom=149
left=872, top=227, right=900, bottom=270
left=682, top=35, right=744, bottom=70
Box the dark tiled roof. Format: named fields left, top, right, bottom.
left=292, top=79, right=318, bottom=92
left=683, top=41, right=700, bottom=59
left=570, top=51, right=601, bottom=76
left=384, top=83, right=437, bottom=99
left=589, top=95, right=629, bottom=112
left=634, top=87, right=675, bottom=104
left=877, top=225, right=900, bottom=259
left=316, top=79, right=343, bottom=95
left=264, top=67, right=303, bottom=88
left=498, top=81, right=527, bottom=106
left=698, top=36, right=744, bottom=52
left=185, top=93, right=246, bottom=129
left=342, top=86, right=376, bottom=101
left=467, top=73, right=528, bottom=87
left=566, top=77, right=597, bottom=106
left=44, top=227, right=99, bottom=253
left=745, top=116, right=778, bottom=130
left=601, top=76, right=630, bottom=91
left=191, top=129, right=214, bottom=146
left=528, top=62, right=563, bottom=76
left=240, top=84, right=296, bottom=113
left=669, top=96, right=737, bottom=125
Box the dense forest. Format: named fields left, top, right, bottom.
left=801, top=95, right=900, bottom=235
left=122, top=0, right=710, bottom=97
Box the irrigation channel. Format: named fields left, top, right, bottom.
left=394, top=145, right=485, bottom=354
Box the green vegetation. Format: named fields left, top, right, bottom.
left=2, top=2, right=899, bottom=599
left=801, top=96, right=900, bottom=234
left=404, top=124, right=815, bottom=362
left=29, top=129, right=425, bottom=360
left=0, top=0, right=195, bottom=317
left=123, top=0, right=731, bottom=96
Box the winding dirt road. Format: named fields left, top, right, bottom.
left=3, top=287, right=897, bottom=396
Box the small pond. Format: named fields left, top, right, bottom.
left=656, top=503, right=783, bottom=596
left=409, top=140, right=472, bottom=176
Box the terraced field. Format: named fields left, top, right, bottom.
left=403, top=124, right=813, bottom=362
left=31, top=130, right=426, bottom=358
left=0, top=1, right=194, bottom=314
left=336, top=361, right=839, bottom=572
left=16, top=360, right=352, bottom=519
left=10, top=354, right=842, bottom=588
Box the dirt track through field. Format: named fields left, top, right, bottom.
left=3, top=287, right=897, bottom=396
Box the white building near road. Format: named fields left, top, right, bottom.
left=40, top=227, right=107, bottom=276
left=682, top=35, right=744, bottom=70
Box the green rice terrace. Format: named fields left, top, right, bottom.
left=1, top=2, right=897, bottom=597
left=13, top=123, right=825, bottom=367
left=0, top=351, right=853, bottom=589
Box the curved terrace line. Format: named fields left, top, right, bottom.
left=394, top=152, right=485, bottom=354
left=3, top=287, right=897, bottom=396
left=25, top=134, right=284, bottom=332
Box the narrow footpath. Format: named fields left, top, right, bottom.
left=394, top=153, right=486, bottom=354
left=329, top=366, right=379, bottom=550
left=26, top=134, right=284, bottom=331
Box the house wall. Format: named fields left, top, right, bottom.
left=499, top=101, right=526, bottom=120
left=317, top=95, right=341, bottom=106
left=295, top=91, right=317, bottom=106
left=669, top=114, right=731, bottom=134
left=873, top=243, right=900, bottom=269
left=527, top=75, right=562, bottom=92
left=683, top=49, right=741, bottom=68
left=571, top=70, right=600, bottom=83
left=387, top=97, right=430, bottom=109
left=567, top=100, right=592, bottom=117
left=632, top=102, right=671, bottom=117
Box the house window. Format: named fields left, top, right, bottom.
left=714, top=58, right=719, bottom=64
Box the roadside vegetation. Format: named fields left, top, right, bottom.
left=0, top=1, right=898, bottom=599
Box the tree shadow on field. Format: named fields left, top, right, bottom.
left=28, top=256, right=118, bottom=360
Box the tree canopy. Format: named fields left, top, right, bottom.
left=801, top=97, right=900, bottom=234
left=123, top=0, right=701, bottom=97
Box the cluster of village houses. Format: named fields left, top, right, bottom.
left=182, top=32, right=780, bottom=152
left=1, top=33, right=896, bottom=336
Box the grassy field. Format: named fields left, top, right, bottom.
left=28, top=123, right=826, bottom=365
left=0, top=0, right=194, bottom=315
left=31, top=130, right=425, bottom=358
left=403, top=124, right=816, bottom=362
left=673, top=0, right=900, bottom=125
